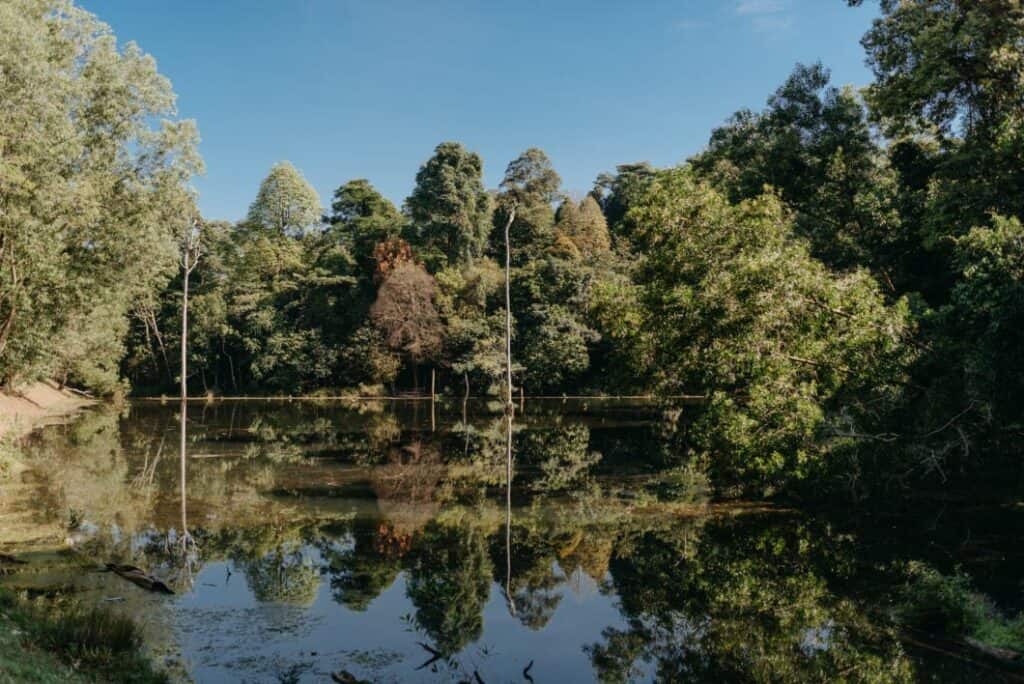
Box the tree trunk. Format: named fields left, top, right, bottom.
left=504, top=412, right=515, bottom=616
left=464, top=371, right=470, bottom=401
left=181, top=255, right=189, bottom=402
left=503, top=208, right=516, bottom=415
left=430, top=367, right=436, bottom=400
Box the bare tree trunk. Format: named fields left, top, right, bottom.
left=430, top=367, right=436, bottom=400
left=179, top=221, right=200, bottom=556
left=503, top=208, right=516, bottom=415
left=463, top=371, right=470, bottom=401
left=502, top=207, right=517, bottom=617
left=504, top=412, right=515, bottom=616
left=221, top=336, right=236, bottom=392
left=146, top=305, right=171, bottom=383
left=181, top=256, right=190, bottom=402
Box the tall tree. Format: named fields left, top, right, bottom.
left=553, top=195, right=612, bottom=259
left=690, top=63, right=902, bottom=278
left=0, top=0, right=202, bottom=390
left=246, top=161, right=322, bottom=237
left=852, top=0, right=1024, bottom=252
left=327, top=179, right=404, bottom=274
left=405, top=142, right=491, bottom=270
left=493, top=148, right=562, bottom=265
left=622, top=167, right=915, bottom=493
left=592, top=162, right=656, bottom=245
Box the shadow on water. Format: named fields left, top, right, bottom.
left=1, top=399, right=1022, bottom=682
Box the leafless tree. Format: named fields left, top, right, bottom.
left=179, top=221, right=201, bottom=560
left=370, top=261, right=444, bottom=391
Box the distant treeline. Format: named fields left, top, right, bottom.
left=2, top=0, right=1022, bottom=499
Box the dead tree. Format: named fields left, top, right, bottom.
left=502, top=207, right=516, bottom=415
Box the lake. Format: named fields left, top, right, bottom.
left=1, top=399, right=1021, bottom=682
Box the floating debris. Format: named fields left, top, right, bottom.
left=104, top=563, right=174, bottom=594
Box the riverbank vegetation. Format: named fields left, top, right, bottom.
left=1, top=0, right=1022, bottom=503
left=0, top=587, right=169, bottom=683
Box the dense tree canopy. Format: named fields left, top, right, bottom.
left=246, top=161, right=322, bottom=237
left=616, top=168, right=914, bottom=491
left=4, top=0, right=1023, bottom=501
left=406, top=142, right=492, bottom=270
left=0, top=0, right=201, bottom=391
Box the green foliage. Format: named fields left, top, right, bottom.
left=894, top=561, right=1024, bottom=654
left=435, top=261, right=507, bottom=390
left=0, top=588, right=170, bottom=683
left=858, top=0, right=1024, bottom=141
left=405, top=523, right=492, bottom=656
left=946, top=215, right=1024, bottom=425
left=588, top=517, right=914, bottom=683
left=406, top=142, right=492, bottom=270
left=328, top=179, right=404, bottom=273
left=648, top=464, right=710, bottom=504
left=592, top=162, right=657, bottom=243
left=625, top=168, right=915, bottom=491
left=10, top=0, right=1024, bottom=502
left=856, top=0, right=1024, bottom=279
left=691, top=63, right=902, bottom=277
left=246, top=161, right=322, bottom=237
left=338, top=325, right=402, bottom=387
left=493, top=147, right=562, bottom=263
left=0, top=0, right=202, bottom=391
left=894, top=562, right=990, bottom=636
left=239, top=543, right=321, bottom=605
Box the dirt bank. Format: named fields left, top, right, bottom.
left=0, top=381, right=94, bottom=442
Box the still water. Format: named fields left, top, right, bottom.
left=1, top=400, right=1021, bottom=682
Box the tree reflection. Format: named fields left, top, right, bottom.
left=586, top=516, right=914, bottom=683
left=9, top=402, right=981, bottom=682
left=177, top=399, right=199, bottom=588
left=517, top=421, right=599, bottom=494
left=405, top=521, right=493, bottom=656
left=238, top=541, right=320, bottom=605
left=318, top=519, right=403, bottom=611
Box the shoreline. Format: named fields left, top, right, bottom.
left=0, top=381, right=95, bottom=443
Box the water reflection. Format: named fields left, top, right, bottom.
left=1, top=400, right=1021, bottom=682
left=178, top=398, right=199, bottom=589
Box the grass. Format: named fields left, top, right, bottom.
left=894, top=561, right=1024, bottom=655
left=0, top=588, right=170, bottom=683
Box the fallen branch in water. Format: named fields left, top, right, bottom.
left=104, top=563, right=174, bottom=594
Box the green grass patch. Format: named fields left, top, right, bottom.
left=0, top=588, right=170, bottom=683
left=894, top=561, right=1024, bottom=655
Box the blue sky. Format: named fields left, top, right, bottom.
left=82, top=0, right=879, bottom=222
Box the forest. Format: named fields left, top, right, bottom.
left=2, top=0, right=1023, bottom=502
